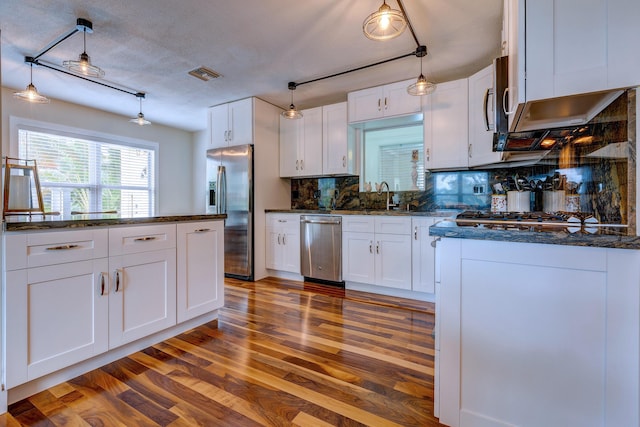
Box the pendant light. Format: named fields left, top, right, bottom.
left=282, top=82, right=303, bottom=120
left=63, top=23, right=105, bottom=78
left=363, top=0, right=407, bottom=41
left=13, top=62, right=50, bottom=104
left=130, top=93, right=151, bottom=126
left=407, top=46, right=436, bottom=96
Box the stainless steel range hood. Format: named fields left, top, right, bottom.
left=493, top=56, right=625, bottom=151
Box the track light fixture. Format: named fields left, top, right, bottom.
left=282, top=82, right=303, bottom=120
left=13, top=62, right=49, bottom=104
left=363, top=0, right=407, bottom=41
left=63, top=20, right=105, bottom=78
left=407, top=45, right=436, bottom=96
left=130, top=93, right=151, bottom=126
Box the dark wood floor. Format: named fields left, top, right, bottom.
left=3, top=277, right=444, bottom=426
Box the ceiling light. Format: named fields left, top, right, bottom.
left=130, top=93, right=151, bottom=126
left=282, top=82, right=303, bottom=120
left=407, top=46, right=436, bottom=96
left=363, top=0, right=407, bottom=41
left=63, top=22, right=105, bottom=78
left=13, top=63, right=49, bottom=104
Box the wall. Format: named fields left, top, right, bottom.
left=1, top=87, right=195, bottom=215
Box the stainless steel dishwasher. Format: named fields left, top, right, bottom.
left=300, top=215, right=343, bottom=286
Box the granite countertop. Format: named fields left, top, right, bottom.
left=264, top=208, right=460, bottom=217
left=4, top=213, right=227, bottom=232
left=429, top=219, right=640, bottom=250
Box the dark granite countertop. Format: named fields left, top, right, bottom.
left=264, top=209, right=459, bottom=217
left=4, top=213, right=227, bottom=232
left=429, top=219, right=640, bottom=250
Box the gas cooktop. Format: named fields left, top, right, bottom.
left=454, top=210, right=610, bottom=234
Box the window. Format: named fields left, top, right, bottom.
left=18, top=128, right=156, bottom=218
left=433, top=171, right=490, bottom=210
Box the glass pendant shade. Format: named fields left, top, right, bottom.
left=130, top=94, right=151, bottom=126
left=14, top=64, right=50, bottom=104
left=282, top=86, right=303, bottom=120
left=63, top=29, right=105, bottom=78
left=407, top=74, right=436, bottom=96
left=363, top=1, right=407, bottom=41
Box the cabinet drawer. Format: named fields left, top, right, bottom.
left=109, top=224, right=176, bottom=256
left=375, top=216, right=411, bottom=235
left=6, top=228, right=108, bottom=270
left=267, top=214, right=300, bottom=230
left=342, top=215, right=374, bottom=233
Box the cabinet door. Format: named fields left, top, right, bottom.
left=279, top=115, right=301, bottom=177
left=177, top=221, right=224, bottom=323
left=342, top=231, right=375, bottom=283
left=468, top=65, right=504, bottom=167
left=411, top=217, right=436, bottom=294
left=210, top=104, right=230, bottom=148
left=424, top=78, right=469, bottom=170
left=265, top=226, right=282, bottom=270
left=6, top=259, right=109, bottom=388
left=228, top=98, right=253, bottom=146
left=322, top=102, right=350, bottom=175
left=348, top=86, right=384, bottom=122
left=375, top=233, right=412, bottom=290
left=281, top=226, right=301, bottom=274
left=109, top=248, right=177, bottom=348
left=300, top=106, right=323, bottom=176
left=383, top=79, right=423, bottom=118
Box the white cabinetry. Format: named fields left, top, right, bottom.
left=5, top=229, right=109, bottom=388
left=177, top=221, right=224, bottom=323
left=266, top=213, right=300, bottom=274
left=436, top=238, right=640, bottom=427
left=210, top=98, right=253, bottom=148
left=424, top=78, right=469, bottom=170
left=108, top=224, right=177, bottom=349
left=348, top=79, right=422, bottom=123
left=279, top=107, right=323, bottom=177
left=343, top=216, right=412, bottom=290
left=410, top=217, right=439, bottom=294
left=467, top=65, right=504, bottom=167
left=322, top=102, right=355, bottom=175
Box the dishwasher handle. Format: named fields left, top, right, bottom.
left=300, top=217, right=341, bottom=225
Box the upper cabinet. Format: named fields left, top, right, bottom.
left=348, top=79, right=422, bottom=123
left=322, top=102, right=356, bottom=175
left=279, top=107, right=323, bottom=177
left=209, top=98, right=253, bottom=148
left=504, top=0, right=640, bottom=111
left=468, top=64, right=504, bottom=167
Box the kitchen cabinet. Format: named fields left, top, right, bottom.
left=467, top=65, right=504, bottom=167
left=348, top=79, right=422, bottom=123
left=108, top=224, right=177, bottom=349
left=504, top=0, right=640, bottom=125
left=210, top=98, right=253, bottom=148
left=322, top=102, right=356, bottom=175
left=423, top=78, right=469, bottom=170
left=279, top=106, right=323, bottom=177
left=410, top=217, right=439, bottom=294
left=266, top=213, right=301, bottom=274
left=436, top=238, right=639, bottom=427
left=5, top=229, right=109, bottom=388
left=177, top=221, right=224, bottom=323
left=342, top=216, right=412, bottom=290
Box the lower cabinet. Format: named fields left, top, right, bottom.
left=342, top=216, right=412, bottom=290
left=411, top=217, right=438, bottom=293
left=266, top=213, right=300, bottom=274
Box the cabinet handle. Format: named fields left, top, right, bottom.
left=377, top=98, right=381, bottom=111
left=342, top=156, right=346, bottom=167
left=296, top=160, right=299, bottom=171
left=426, top=148, right=430, bottom=162
left=300, top=159, right=304, bottom=170
left=282, top=234, right=287, bottom=245
left=278, top=219, right=286, bottom=223
left=99, top=272, right=106, bottom=296
left=277, top=234, right=282, bottom=245
left=224, top=130, right=228, bottom=141
left=376, top=241, right=380, bottom=254
left=195, top=228, right=210, bottom=232
left=134, top=236, right=156, bottom=242
left=45, top=244, right=79, bottom=251
left=503, top=88, right=516, bottom=115
left=468, top=143, right=473, bottom=158
left=114, top=269, right=121, bottom=292
left=483, top=88, right=492, bottom=131
left=414, top=226, right=418, bottom=240
left=228, top=130, right=232, bottom=141
left=384, top=97, right=388, bottom=110
left=369, top=241, right=373, bottom=254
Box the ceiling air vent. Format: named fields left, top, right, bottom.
left=188, top=66, right=221, bottom=81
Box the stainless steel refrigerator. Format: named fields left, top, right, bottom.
left=206, top=144, right=254, bottom=280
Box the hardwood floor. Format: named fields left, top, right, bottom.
left=3, top=277, right=444, bottom=426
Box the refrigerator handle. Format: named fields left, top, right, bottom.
left=216, top=165, right=227, bottom=214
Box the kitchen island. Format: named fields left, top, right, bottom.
left=2, top=214, right=226, bottom=413
left=431, top=227, right=640, bottom=427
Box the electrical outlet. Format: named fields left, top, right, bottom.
left=313, top=190, right=321, bottom=199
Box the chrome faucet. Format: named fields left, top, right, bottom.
left=377, top=181, right=398, bottom=210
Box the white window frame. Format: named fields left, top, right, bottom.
left=9, top=116, right=159, bottom=217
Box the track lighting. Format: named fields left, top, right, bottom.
left=407, top=46, right=436, bottom=96
left=63, top=20, right=105, bottom=78
left=282, top=82, right=303, bottom=120
left=363, top=0, right=407, bottom=41
left=130, top=93, right=151, bottom=126
left=13, top=63, right=49, bottom=104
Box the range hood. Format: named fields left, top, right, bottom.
left=493, top=56, right=625, bottom=151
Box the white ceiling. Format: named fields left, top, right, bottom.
left=0, top=1, right=503, bottom=132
